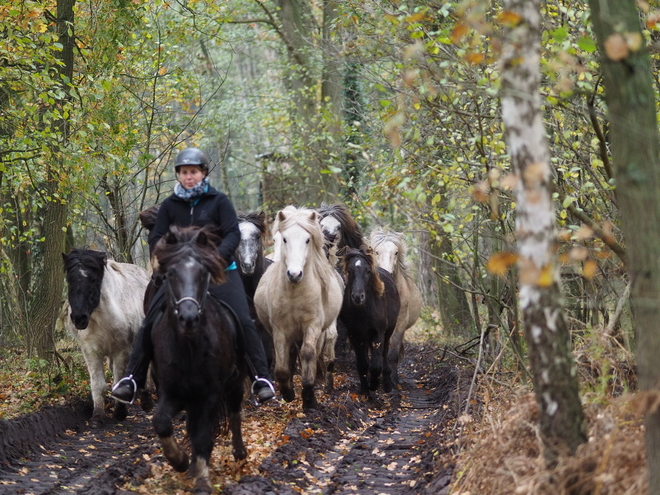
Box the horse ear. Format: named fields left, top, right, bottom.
left=278, top=210, right=287, bottom=222
left=257, top=211, right=266, bottom=223
left=196, top=230, right=209, bottom=246
left=308, top=211, right=317, bottom=222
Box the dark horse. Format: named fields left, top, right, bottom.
left=150, top=226, right=248, bottom=494
left=339, top=247, right=400, bottom=395
left=236, top=211, right=274, bottom=369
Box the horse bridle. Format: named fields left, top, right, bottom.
left=166, top=270, right=211, bottom=316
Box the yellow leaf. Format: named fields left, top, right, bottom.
left=625, top=32, right=643, bottom=52
left=583, top=259, right=598, bottom=279
left=36, top=22, right=48, bottom=33
left=497, top=11, right=523, bottom=27
left=604, top=33, right=629, bottom=61
left=465, top=52, right=484, bottom=65
left=538, top=264, right=554, bottom=287
left=451, top=23, right=469, bottom=44
left=486, top=252, right=518, bottom=277
left=158, top=66, right=167, bottom=76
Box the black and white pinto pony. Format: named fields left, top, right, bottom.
left=255, top=206, right=344, bottom=410
left=150, top=226, right=248, bottom=495
left=235, top=211, right=274, bottom=368
left=369, top=228, right=422, bottom=386
left=340, top=247, right=400, bottom=395
left=62, top=249, right=150, bottom=427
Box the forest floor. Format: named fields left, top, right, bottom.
left=0, top=330, right=466, bottom=495
left=0, top=328, right=650, bottom=494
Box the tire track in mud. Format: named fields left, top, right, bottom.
left=0, top=343, right=460, bottom=495
left=0, top=407, right=157, bottom=494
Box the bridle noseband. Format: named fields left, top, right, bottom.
left=167, top=270, right=211, bottom=316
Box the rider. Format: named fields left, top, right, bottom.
left=111, top=147, right=275, bottom=404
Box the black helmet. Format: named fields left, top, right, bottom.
left=174, top=147, right=209, bottom=173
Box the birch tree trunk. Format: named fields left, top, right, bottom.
left=500, top=0, right=586, bottom=462
left=588, top=0, right=660, bottom=489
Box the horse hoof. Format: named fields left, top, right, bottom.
left=233, top=446, right=248, bottom=461
left=89, top=416, right=105, bottom=428
left=140, top=391, right=155, bottom=413
left=282, top=389, right=295, bottom=402
left=192, top=480, right=212, bottom=495
left=113, top=403, right=128, bottom=422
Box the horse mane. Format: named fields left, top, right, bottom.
left=342, top=247, right=385, bottom=297
left=152, top=226, right=226, bottom=284
left=62, top=248, right=107, bottom=274
left=318, top=203, right=364, bottom=250
left=369, top=228, right=413, bottom=283
left=237, top=211, right=267, bottom=236
left=139, top=205, right=161, bottom=233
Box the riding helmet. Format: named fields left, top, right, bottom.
left=174, top=147, right=210, bottom=173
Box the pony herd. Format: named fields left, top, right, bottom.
left=60, top=203, right=421, bottom=494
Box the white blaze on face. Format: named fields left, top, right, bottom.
left=281, top=224, right=311, bottom=283
left=238, top=221, right=261, bottom=272
left=320, top=215, right=341, bottom=245
left=375, top=240, right=398, bottom=274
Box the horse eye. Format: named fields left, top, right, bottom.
left=283, top=238, right=287, bottom=244
left=306, top=238, right=310, bottom=244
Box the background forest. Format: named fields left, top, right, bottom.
left=1, top=0, right=658, bottom=491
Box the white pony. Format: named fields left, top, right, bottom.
left=62, top=249, right=150, bottom=427
left=255, top=206, right=344, bottom=410
left=369, top=228, right=422, bottom=386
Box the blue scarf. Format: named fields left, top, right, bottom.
left=174, top=177, right=209, bottom=202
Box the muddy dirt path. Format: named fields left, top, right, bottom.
left=0, top=343, right=460, bottom=494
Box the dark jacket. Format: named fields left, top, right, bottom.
left=149, top=185, right=240, bottom=265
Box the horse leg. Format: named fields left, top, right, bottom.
left=322, top=323, right=337, bottom=392
left=153, top=399, right=189, bottom=472
left=381, top=332, right=394, bottom=393
left=388, top=322, right=406, bottom=387
left=349, top=334, right=370, bottom=395
left=273, top=329, right=295, bottom=402
left=186, top=403, right=218, bottom=495
left=109, top=353, right=128, bottom=421
left=225, top=378, right=247, bottom=460
left=300, top=327, right=322, bottom=411
left=82, top=349, right=108, bottom=428
left=369, top=339, right=383, bottom=392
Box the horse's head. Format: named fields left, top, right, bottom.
left=153, top=226, right=225, bottom=335
left=276, top=207, right=324, bottom=284
left=342, top=247, right=384, bottom=305
left=62, top=249, right=107, bottom=330
left=236, top=211, right=266, bottom=276
left=319, top=214, right=342, bottom=248
left=370, top=229, right=406, bottom=276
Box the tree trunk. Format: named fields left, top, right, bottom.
left=501, top=0, right=586, bottom=463
left=27, top=0, right=75, bottom=359
left=588, top=0, right=660, bottom=490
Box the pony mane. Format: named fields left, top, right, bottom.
left=318, top=203, right=364, bottom=250
left=152, top=226, right=226, bottom=283
left=342, top=247, right=385, bottom=297
left=369, top=228, right=413, bottom=282
left=237, top=211, right=267, bottom=236
left=139, top=205, right=160, bottom=233
left=63, top=248, right=107, bottom=274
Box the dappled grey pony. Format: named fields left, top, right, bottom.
left=62, top=249, right=149, bottom=427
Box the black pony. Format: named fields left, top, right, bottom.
left=150, top=226, right=248, bottom=495
left=339, top=247, right=400, bottom=394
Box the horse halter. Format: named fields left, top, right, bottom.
left=166, top=270, right=211, bottom=316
